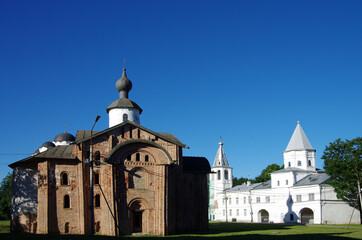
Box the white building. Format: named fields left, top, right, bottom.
left=209, top=122, right=361, bottom=224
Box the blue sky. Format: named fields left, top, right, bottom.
left=0, top=0, right=361, bottom=181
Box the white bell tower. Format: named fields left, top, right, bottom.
left=283, top=121, right=316, bottom=171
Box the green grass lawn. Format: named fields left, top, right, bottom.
left=0, top=221, right=361, bottom=239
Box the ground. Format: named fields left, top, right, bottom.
left=1, top=220, right=361, bottom=239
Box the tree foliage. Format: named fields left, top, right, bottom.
left=232, top=176, right=251, bottom=186
left=322, top=137, right=362, bottom=211
left=0, top=172, right=12, bottom=220
left=233, top=163, right=283, bottom=186
left=254, top=163, right=283, bottom=183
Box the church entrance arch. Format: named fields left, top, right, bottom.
left=258, top=209, right=269, bottom=223
left=300, top=208, right=314, bottom=224
left=129, top=199, right=148, bottom=234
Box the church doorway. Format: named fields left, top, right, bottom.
left=300, top=208, right=314, bottom=224
left=132, top=210, right=143, bottom=233
left=129, top=199, right=148, bottom=234
left=258, top=210, right=269, bottom=223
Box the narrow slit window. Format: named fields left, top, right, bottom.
left=145, top=155, right=149, bottom=162
left=95, top=194, right=100, bottom=208
left=94, top=172, right=99, bottom=185
left=64, top=195, right=70, bottom=208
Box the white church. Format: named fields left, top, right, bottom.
left=209, top=122, right=361, bottom=224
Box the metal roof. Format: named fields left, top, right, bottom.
left=106, top=98, right=143, bottom=113
left=294, top=173, right=330, bottom=186
left=285, top=121, right=315, bottom=152
left=212, top=139, right=230, bottom=167
left=9, top=145, right=77, bottom=168
left=75, top=121, right=186, bottom=148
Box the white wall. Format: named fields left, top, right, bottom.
left=11, top=167, right=38, bottom=218
left=109, top=108, right=140, bottom=127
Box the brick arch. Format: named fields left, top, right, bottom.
left=105, top=140, right=173, bottom=165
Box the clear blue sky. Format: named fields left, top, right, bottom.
left=1, top=0, right=361, bottom=181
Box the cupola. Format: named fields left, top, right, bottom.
left=107, top=68, right=142, bottom=127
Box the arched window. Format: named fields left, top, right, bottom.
left=136, top=153, right=140, bottom=161
left=95, top=194, right=100, bottom=208
left=217, top=170, right=221, bottom=180
left=145, top=155, right=149, bottom=162
left=94, top=151, right=101, bottom=166
left=65, top=222, right=70, bottom=233
left=308, top=160, right=312, bottom=167
left=64, top=195, right=70, bottom=208
left=94, top=172, right=99, bottom=185
left=224, top=170, right=229, bottom=180
left=61, top=172, right=68, bottom=185
left=95, top=221, right=101, bottom=233
left=123, top=114, right=128, bottom=122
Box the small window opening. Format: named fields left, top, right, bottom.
left=145, top=155, right=149, bottom=162
left=61, top=172, right=68, bottom=185
left=95, top=194, right=100, bottom=208
left=65, top=222, right=70, bottom=233
left=136, top=153, right=140, bottom=162
left=95, top=221, right=101, bottom=233
left=290, top=214, right=294, bottom=221
left=288, top=162, right=291, bottom=167
left=127, top=155, right=131, bottom=161
left=94, top=173, right=99, bottom=185
left=64, top=195, right=70, bottom=208
left=298, top=161, right=302, bottom=166
left=129, top=127, right=133, bottom=138
left=137, top=129, right=141, bottom=139
left=224, top=170, right=229, bottom=180
left=123, top=114, right=128, bottom=122
left=308, top=160, right=311, bottom=166
left=217, top=170, right=221, bottom=180
left=94, top=151, right=101, bottom=166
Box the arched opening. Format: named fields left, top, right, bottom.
left=123, top=114, right=128, bottom=122
left=136, top=153, right=140, bottom=161
left=217, top=170, right=221, bottom=180
left=224, top=170, right=229, bottom=180
left=129, top=200, right=148, bottom=234
left=64, top=195, right=70, bottom=208
left=145, top=155, right=149, bottom=162
left=65, top=222, right=70, bottom=233
left=300, top=208, right=314, bottom=224
left=258, top=209, right=269, bottom=223
left=61, top=172, right=68, bottom=185
left=95, top=221, right=101, bottom=233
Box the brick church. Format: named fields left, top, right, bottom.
left=10, top=68, right=211, bottom=236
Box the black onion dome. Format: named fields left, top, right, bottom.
left=41, top=141, right=56, bottom=148
left=116, top=68, right=133, bottom=98
left=54, top=132, right=75, bottom=142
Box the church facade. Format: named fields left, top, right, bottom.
left=209, top=122, right=361, bottom=224
left=10, top=68, right=210, bottom=235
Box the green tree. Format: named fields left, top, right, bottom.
left=232, top=176, right=251, bottom=186
left=0, top=172, right=12, bottom=220
left=254, top=163, right=283, bottom=183
left=322, top=137, right=362, bottom=220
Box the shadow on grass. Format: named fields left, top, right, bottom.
left=208, top=222, right=293, bottom=233
left=0, top=232, right=357, bottom=240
